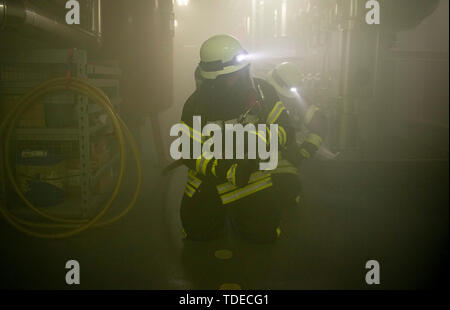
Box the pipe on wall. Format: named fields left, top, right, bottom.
left=337, top=0, right=359, bottom=151
left=0, top=0, right=101, bottom=50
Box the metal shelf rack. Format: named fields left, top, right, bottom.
left=0, top=49, right=122, bottom=219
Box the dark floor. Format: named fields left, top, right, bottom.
left=0, top=156, right=448, bottom=290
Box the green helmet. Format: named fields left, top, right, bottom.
left=198, top=34, right=250, bottom=80
left=267, top=62, right=303, bottom=99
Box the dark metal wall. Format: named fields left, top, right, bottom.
left=101, top=0, right=174, bottom=115
left=101, top=0, right=174, bottom=163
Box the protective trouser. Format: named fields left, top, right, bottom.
left=180, top=173, right=301, bottom=243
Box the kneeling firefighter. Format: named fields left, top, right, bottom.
left=266, top=62, right=329, bottom=164
left=179, top=35, right=301, bottom=243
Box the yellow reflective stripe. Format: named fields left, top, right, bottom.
left=305, top=132, right=323, bottom=148
left=266, top=126, right=271, bottom=144
left=182, top=121, right=202, bottom=137
left=187, top=177, right=201, bottom=189
left=195, top=157, right=202, bottom=173
left=217, top=170, right=271, bottom=195
left=226, top=164, right=237, bottom=185
left=248, top=171, right=271, bottom=182
left=186, top=169, right=202, bottom=197
left=186, top=183, right=196, bottom=192
left=249, top=130, right=268, bottom=145
left=304, top=105, right=319, bottom=125
left=181, top=121, right=203, bottom=144
left=202, top=154, right=213, bottom=175
left=221, top=177, right=273, bottom=205
left=188, top=169, right=202, bottom=183
left=187, top=170, right=202, bottom=188
left=188, top=169, right=200, bottom=178
left=181, top=126, right=203, bottom=144
left=180, top=126, right=197, bottom=142
left=278, top=126, right=287, bottom=146
left=211, top=159, right=218, bottom=177
left=217, top=182, right=235, bottom=195
left=184, top=183, right=196, bottom=197
left=226, top=165, right=232, bottom=181
left=271, top=106, right=286, bottom=124
left=300, top=148, right=311, bottom=159
left=196, top=153, right=213, bottom=175
left=180, top=123, right=193, bottom=137
left=267, top=101, right=286, bottom=124
left=266, top=101, right=283, bottom=124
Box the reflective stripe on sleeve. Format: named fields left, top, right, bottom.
left=187, top=173, right=201, bottom=189
left=181, top=121, right=203, bottom=144
left=266, top=101, right=287, bottom=124
left=195, top=151, right=214, bottom=175
left=185, top=169, right=202, bottom=197
left=304, top=105, right=319, bottom=125
left=249, top=130, right=268, bottom=145
left=278, top=126, right=287, bottom=146
left=305, top=132, right=323, bottom=148
left=184, top=183, right=196, bottom=198
left=300, top=148, right=311, bottom=159
left=188, top=169, right=201, bottom=182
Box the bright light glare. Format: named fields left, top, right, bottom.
left=290, top=87, right=298, bottom=93
left=236, top=54, right=248, bottom=62
left=177, top=0, right=189, bottom=6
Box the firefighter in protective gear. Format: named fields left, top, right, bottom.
left=267, top=62, right=328, bottom=166
left=180, top=35, right=300, bottom=243
left=194, top=65, right=203, bottom=89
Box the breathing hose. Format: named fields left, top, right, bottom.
left=0, top=77, right=142, bottom=238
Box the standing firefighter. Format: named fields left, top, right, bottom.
left=266, top=62, right=329, bottom=165
left=179, top=35, right=301, bottom=243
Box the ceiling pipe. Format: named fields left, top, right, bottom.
left=0, top=0, right=101, bottom=50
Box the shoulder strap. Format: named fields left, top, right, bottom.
left=251, top=78, right=271, bottom=120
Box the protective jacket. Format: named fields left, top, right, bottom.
left=180, top=78, right=299, bottom=205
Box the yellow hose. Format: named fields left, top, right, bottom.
left=0, top=77, right=142, bottom=238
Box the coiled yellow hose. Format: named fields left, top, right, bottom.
left=0, top=77, right=142, bottom=238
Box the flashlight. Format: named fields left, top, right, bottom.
left=236, top=54, right=248, bottom=62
